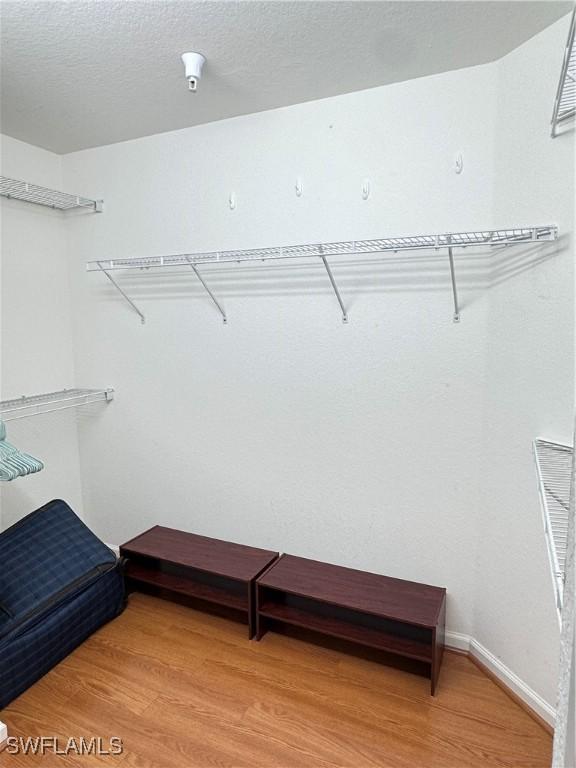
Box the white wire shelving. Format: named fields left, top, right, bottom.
left=534, top=438, right=573, bottom=619
left=86, top=225, right=558, bottom=325
left=0, top=176, right=103, bottom=212
left=552, top=7, right=576, bottom=138
left=0, top=388, right=114, bottom=422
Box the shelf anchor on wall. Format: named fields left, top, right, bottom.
left=319, top=245, right=348, bottom=323
left=97, top=261, right=145, bottom=324
left=185, top=258, right=227, bottom=324
left=447, top=239, right=460, bottom=323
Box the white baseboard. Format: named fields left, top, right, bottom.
left=446, top=631, right=556, bottom=727
left=445, top=631, right=471, bottom=653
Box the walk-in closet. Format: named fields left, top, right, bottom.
left=0, top=2, right=574, bottom=766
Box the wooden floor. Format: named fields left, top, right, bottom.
left=1, top=593, right=552, bottom=767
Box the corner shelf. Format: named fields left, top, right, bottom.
left=86, top=225, right=558, bottom=325
left=0, top=176, right=103, bottom=212
left=533, top=438, right=572, bottom=617
left=0, top=388, right=114, bottom=421
left=552, top=8, right=575, bottom=137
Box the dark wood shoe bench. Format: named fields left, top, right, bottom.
left=256, top=554, right=446, bottom=694
left=120, top=528, right=446, bottom=693
left=120, top=526, right=279, bottom=639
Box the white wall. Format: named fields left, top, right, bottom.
left=64, top=61, right=496, bottom=641
left=0, top=135, right=84, bottom=528
left=475, top=14, right=574, bottom=708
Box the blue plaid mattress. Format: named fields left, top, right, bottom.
left=0, top=499, right=125, bottom=709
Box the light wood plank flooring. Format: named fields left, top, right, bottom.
left=0, top=593, right=552, bottom=767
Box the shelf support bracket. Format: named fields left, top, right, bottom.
left=97, top=261, right=145, bottom=325
left=447, top=246, right=460, bottom=323
left=319, top=249, right=348, bottom=323
left=186, top=259, right=227, bottom=323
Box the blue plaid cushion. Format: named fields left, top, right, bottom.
left=0, top=499, right=117, bottom=639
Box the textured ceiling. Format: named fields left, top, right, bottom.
left=0, top=1, right=571, bottom=154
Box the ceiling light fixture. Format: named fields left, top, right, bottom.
left=181, top=52, right=206, bottom=92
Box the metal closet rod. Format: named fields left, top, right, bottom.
left=0, top=176, right=103, bottom=212
left=0, top=388, right=114, bottom=422
left=86, top=225, right=558, bottom=325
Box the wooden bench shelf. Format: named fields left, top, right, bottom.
left=120, top=527, right=446, bottom=693
left=120, top=526, right=279, bottom=638
left=258, top=600, right=433, bottom=663
left=125, top=561, right=249, bottom=612
left=256, top=555, right=446, bottom=694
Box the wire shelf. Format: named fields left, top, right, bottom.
left=0, top=388, right=114, bottom=421
left=0, top=176, right=103, bottom=212
left=552, top=8, right=576, bottom=137
left=534, top=438, right=573, bottom=617
left=85, top=226, right=557, bottom=325
left=86, top=226, right=557, bottom=273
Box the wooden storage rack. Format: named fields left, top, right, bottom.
left=256, top=554, right=446, bottom=694
left=120, top=526, right=279, bottom=639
